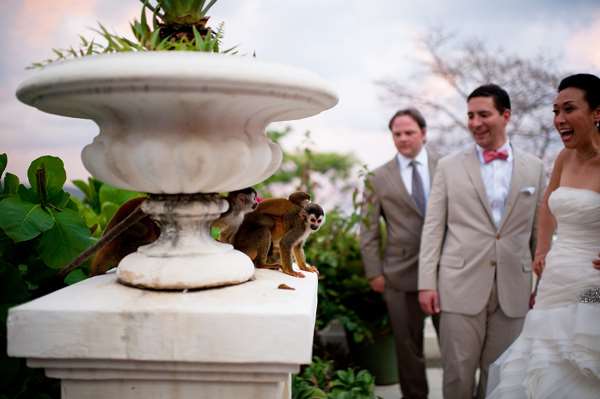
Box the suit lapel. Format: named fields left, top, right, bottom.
left=462, top=147, right=496, bottom=228
left=382, top=158, right=421, bottom=216
left=498, top=148, right=525, bottom=232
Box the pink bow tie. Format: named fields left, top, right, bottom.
left=483, top=149, right=508, bottom=163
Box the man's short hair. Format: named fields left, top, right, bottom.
left=467, top=84, right=511, bottom=113
left=388, top=108, right=427, bottom=131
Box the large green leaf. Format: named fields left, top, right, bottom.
left=17, top=184, right=39, bottom=203
left=48, top=190, right=71, bottom=209
left=37, top=209, right=95, bottom=269
left=27, top=156, right=66, bottom=198
left=0, top=198, right=55, bottom=242
left=2, top=173, right=19, bottom=196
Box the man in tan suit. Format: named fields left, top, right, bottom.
left=418, top=84, right=545, bottom=398
left=360, top=108, right=439, bottom=399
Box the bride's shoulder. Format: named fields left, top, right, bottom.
left=554, top=148, right=570, bottom=167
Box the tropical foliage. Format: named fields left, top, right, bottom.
left=0, top=154, right=94, bottom=398
left=30, top=0, right=235, bottom=69
left=292, top=357, right=379, bottom=399
left=0, top=154, right=144, bottom=399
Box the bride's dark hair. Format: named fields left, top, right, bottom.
left=558, top=73, right=600, bottom=110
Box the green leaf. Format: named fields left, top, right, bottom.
left=38, top=209, right=96, bottom=269
left=0, top=153, right=6, bottom=178
left=100, top=201, right=119, bottom=224
left=17, top=184, right=39, bottom=203
left=72, top=179, right=91, bottom=200
left=99, top=184, right=144, bottom=207
left=48, top=190, right=71, bottom=209
left=27, top=156, right=66, bottom=198
left=0, top=197, right=55, bottom=242
left=64, top=268, right=88, bottom=285
left=2, top=173, right=19, bottom=196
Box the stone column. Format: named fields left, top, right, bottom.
left=7, top=269, right=318, bottom=399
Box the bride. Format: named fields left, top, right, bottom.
left=487, top=73, right=600, bottom=397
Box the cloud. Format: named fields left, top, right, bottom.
left=566, top=12, right=600, bottom=69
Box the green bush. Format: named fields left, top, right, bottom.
left=0, top=154, right=145, bottom=398
left=306, top=205, right=389, bottom=345
left=292, top=357, right=379, bottom=399
left=0, top=154, right=97, bottom=398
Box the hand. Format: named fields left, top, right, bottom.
left=419, top=289, right=440, bottom=315
left=594, top=252, right=600, bottom=270
left=369, top=275, right=385, bottom=293
left=532, top=253, right=546, bottom=276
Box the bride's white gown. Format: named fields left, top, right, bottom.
left=487, top=187, right=600, bottom=398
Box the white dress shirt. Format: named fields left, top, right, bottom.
left=396, top=148, right=431, bottom=203
left=475, top=141, right=513, bottom=227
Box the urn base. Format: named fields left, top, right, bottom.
left=116, top=194, right=255, bottom=290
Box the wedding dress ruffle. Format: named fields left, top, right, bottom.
left=487, top=187, right=600, bottom=398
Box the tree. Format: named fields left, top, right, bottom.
left=377, top=29, right=564, bottom=167
left=257, top=127, right=361, bottom=207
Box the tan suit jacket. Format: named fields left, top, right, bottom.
left=360, top=149, right=438, bottom=291
left=418, top=146, right=544, bottom=317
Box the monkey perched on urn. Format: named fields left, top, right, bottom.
left=233, top=192, right=325, bottom=278
left=211, top=187, right=258, bottom=244
left=64, top=188, right=257, bottom=277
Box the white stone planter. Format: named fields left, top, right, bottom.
left=17, top=52, right=337, bottom=289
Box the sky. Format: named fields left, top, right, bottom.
left=1, top=0, right=599, bottom=185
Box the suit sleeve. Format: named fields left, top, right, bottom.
left=418, top=163, right=448, bottom=291
left=530, top=160, right=546, bottom=257
left=359, top=177, right=383, bottom=279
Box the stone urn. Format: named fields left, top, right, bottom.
left=17, top=52, right=337, bottom=290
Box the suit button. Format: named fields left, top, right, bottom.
left=490, top=260, right=497, bottom=267
left=495, top=234, right=501, bottom=240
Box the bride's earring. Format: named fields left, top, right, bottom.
left=596, top=120, right=600, bottom=131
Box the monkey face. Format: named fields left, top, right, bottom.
left=304, top=203, right=325, bottom=231
left=248, top=193, right=258, bottom=210
left=233, top=188, right=258, bottom=212
left=308, top=213, right=325, bottom=231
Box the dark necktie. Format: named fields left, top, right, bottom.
left=410, top=160, right=426, bottom=215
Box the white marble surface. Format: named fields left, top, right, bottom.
left=8, top=269, right=318, bottom=363
left=7, top=269, right=318, bottom=398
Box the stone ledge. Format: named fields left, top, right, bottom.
left=8, top=269, right=318, bottom=365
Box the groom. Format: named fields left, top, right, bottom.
left=418, top=84, right=545, bottom=398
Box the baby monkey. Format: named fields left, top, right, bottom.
left=212, top=187, right=258, bottom=244
left=234, top=192, right=325, bottom=278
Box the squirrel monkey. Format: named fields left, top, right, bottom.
left=233, top=192, right=325, bottom=278
left=211, top=187, right=258, bottom=244
left=90, top=197, right=160, bottom=276
left=83, top=188, right=256, bottom=276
